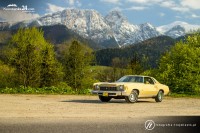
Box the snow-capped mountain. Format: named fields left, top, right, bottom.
left=157, top=21, right=200, bottom=38
left=1, top=9, right=200, bottom=48
left=105, top=11, right=160, bottom=46
left=3, top=9, right=161, bottom=47
left=139, top=23, right=161, bottom=42
left=36, top=9, right=114, bottom=44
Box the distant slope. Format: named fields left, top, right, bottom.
left=0, top=25, right=103, bottom=50
left=40, top=25, right=102, bottom=50
left=95, top=36, right=176, bottom=68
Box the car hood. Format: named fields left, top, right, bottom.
left=94, top=82, right=143, bottom=87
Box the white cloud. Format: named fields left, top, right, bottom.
left=159, top=12, right=165, bottom=17
left=127, top=0, right=162, bottom=5
left=160, top=0, right=190, bottom=12
left=127, top=0, right=147, bottom=4
left=46, top=3, right=65, bottom=13
left=111, top=6, right=147, bottom=11
left=110, top=7, right=123, bottom=11
left=127, top=0, right=189, bottom=12
left=126, top=0, right=200, bottom=13
left=191, top=14, right=200, bottom=18
left=66, top=0, right=82, bottom=7
left=126, top=6, right=147, bottom=11
left=181, top=0, right=200, bottom=10
left=100, top=0, right=121, bottom=5
left=69, top=0, right=75, bottom=6
left=160, top=1, right=175, bottom=8
left=171, top=7, right=190, bottom=12
left=0, top=10, right=39, bottom=23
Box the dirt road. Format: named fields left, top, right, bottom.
left=0, top=95, right=199, bottom=133
left=0, top=94, right=200, bottom=118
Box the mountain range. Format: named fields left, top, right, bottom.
left=0, top=8, right=200, bottom=48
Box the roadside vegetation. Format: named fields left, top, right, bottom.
left=0, top=27, right=199, bottom=96
left=144, top=34, right=200, bottom=96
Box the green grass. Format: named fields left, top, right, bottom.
left=167, top=92, right=200, bottom=98
left=1, top=86, right=200, bottom=97
left=0, top=86, right=92, bottom=95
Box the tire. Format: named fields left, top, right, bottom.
left=99, top=96, right=112, bottom=102
left=155, top=90, right=164, bottom=102
left=125, top=90, right=138, bottom=103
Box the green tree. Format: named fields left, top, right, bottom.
left=112, top=57, right=121, bottom=81
left=0, top=60, right=16, bottom=88
left=40, top=43, right=63, bottom=87
left=96, top=67, right=113, bottom=82
left=128, top=53, right=143, bottom=75
left=7, top=28, right=45, bottom=87
left=63, top=40, right=94, bottom=91
left=5, top=27, right=62, bottom=88
left=111, top=57, right=129, bottom=81
left=159, top=34, right=200, bottom=94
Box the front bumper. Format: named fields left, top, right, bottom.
left=91, top=90, right=128, bottom=96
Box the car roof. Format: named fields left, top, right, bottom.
left=122, top=75, right=159, bottom=83
left=124, top=75, right=151, bottom=78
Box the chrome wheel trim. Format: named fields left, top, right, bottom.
left=129, top=93, right=135, bottom=101
left=158, top=92, right=163, bottom=100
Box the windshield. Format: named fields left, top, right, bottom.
left=117, top=76, right=143, bottom=83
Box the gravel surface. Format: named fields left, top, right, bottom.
left=0, top=94, right=199, bottom=133
left=0, top=94, right=200, bottom=118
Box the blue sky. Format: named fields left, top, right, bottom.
left=0, top=0, right=200, bottom=26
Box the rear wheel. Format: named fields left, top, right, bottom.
left=125, top=90, right=138, bottom=103
left=155, top=90, right=164, bottom=102
left=99, top=96, right=112, bottom=102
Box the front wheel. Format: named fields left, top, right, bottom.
left=99, top=96, right=112, bottom=102
left=155, top=90, right=164, bottom=102
left=125, top=90, right=138, bottom=103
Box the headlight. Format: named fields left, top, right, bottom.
left=94, top=85, right=100, bottom=90
left=118, top=85, right=124, bottom=91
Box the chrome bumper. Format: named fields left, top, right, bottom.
left=91, top=90, right=128, bottom=96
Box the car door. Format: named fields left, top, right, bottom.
left=142, top=77, right=158, bottom=97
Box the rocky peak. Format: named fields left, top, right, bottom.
left=105, top=10, right=127, bottom=23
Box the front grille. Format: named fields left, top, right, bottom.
left=98, top=92, right=116, bottom=95
left=108, top=93, right=116, bottom=95
left=100, top=87, right=117, bottom=91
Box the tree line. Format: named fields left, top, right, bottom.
left=0, top=27, right=95, bottom=93
left=0, top=27, right=199, bottom=95
left=95, top=36, right=175, bottom=68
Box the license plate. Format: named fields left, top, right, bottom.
left=103, top=92, right=108, bottom=97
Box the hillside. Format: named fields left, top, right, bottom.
left=95, top=36, right=176, bottom=68
left=0, top=26, right=195, bottom=69
left=40, top=25, right=102, bottom=50
left=0, top=25, right=103, bottom=50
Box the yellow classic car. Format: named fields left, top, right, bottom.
left=92, top=75, right=169, bottom=103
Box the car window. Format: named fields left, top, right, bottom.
left=129, top=77, right=143, bottom=83
left=144, top=77, right=154, bottom=84
left=117, top=76, right=143, bottom=83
